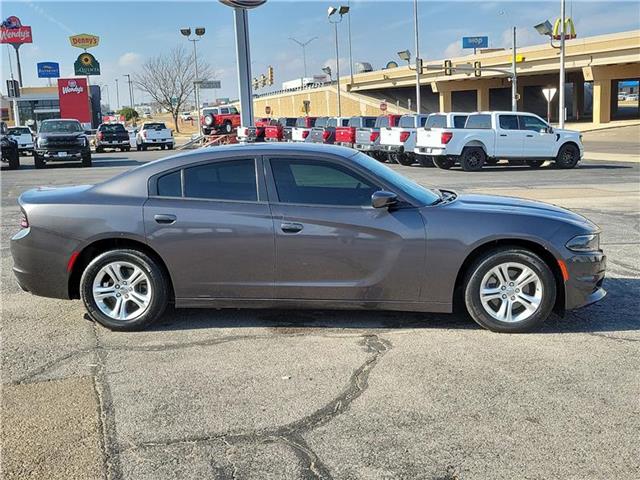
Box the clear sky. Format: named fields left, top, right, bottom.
left=2, top=0, right=639, bottom=107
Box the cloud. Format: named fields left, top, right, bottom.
left=118, top=52, right=142, bottom=67
left=443, top=41, right=464, bottom=59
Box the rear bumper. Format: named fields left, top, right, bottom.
left=380, top=144, right=403, bottom=153
left=354, top=143, right=375, bottom=151
left=564, top=251, right=607, bottom=310
left=415, top=146, right=446, bottom=156
left=10, top=227, right=76, bottom=300
left=336, top=141, right=354, bottom=148
left=96, top=140, right=129, bottom=147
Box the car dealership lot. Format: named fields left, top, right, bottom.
left=2, top=130, right=639, bottom=480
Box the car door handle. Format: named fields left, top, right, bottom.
left=154, top=214, right=177, bottom=224
left=281, top=222, right=303, bottom=233
left=526, top=134, right=534, bottom=137
left=499, top=134, right=508, bottom=137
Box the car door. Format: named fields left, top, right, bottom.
left=265, top=155, right=426, bottom=302
left=519, top=115, right=557, bottom=158
left=495, top=114, right=525, bottom=158
left=143, top=156, right=275, bottom=300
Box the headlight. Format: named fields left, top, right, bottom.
left=566, top=233, right=600, bottom=252
left=37, top=138, right=48, bottom=147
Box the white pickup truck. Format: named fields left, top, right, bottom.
left=7, top=126, right=34, bottom=155
left=415, top=111, right=583, bottom=171
left=379, top=114, right=429, bottom=166
left=136, top=122, right=174, bottom=151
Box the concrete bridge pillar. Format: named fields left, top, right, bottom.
left=477, top=86, right=490, bottom=111
left=592, top=79, right=612, bottom=125
left=439, top=91, right=452, bottom=112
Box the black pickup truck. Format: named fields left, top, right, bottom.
left=1, top=121, right=20, bottom=170
left=34, top=119, right=92, bottom=168
left=95, top=123, right=131, bottom=152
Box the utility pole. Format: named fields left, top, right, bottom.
left=115, top=78, right=120, bottom=110
left=559, top=0, right=566, bottom=127
left=289, top=37, right=318, bottom=80
left=413, top=0, right=421, bottom=114
left=347, top=0, right=354, bottom=86
left=512, top=26, right=518, bottom=112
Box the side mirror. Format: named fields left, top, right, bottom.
left=372, top=190, right=398, bottom=209
left=542, top=126, right=553, bottom=134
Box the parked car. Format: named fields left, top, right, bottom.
left=265, top=117, right=298, bottom=142
left=7, top=126, right=34, bottom=155
left=95, top=123, right=131, bottom=153
left=335, top=116, right=377, bottom=148
left=237, top=118, right=271, bottom=143
left=201, top=106, right=241, bottom=135
left=379, top=114, right=430, bottom=166
left=291, top=116, right=317, bottom=142
left=354, top=114, right=402, bottom=161
left=34, top=119, right=92, bottom=168
left=1, top=121, right=19, bottom=170
left=10, top=143, right=606, bottom=333
left=307, top=117, right=349, bottom=144
left=414, top=112, right=469, bottom=168
left=416, top=111, right=583, bottom=171
left=180, top=111, right=193, bottom=121
left=136, top=122, right=174, bottom=151
left=626, top=93, right=639, bottom=101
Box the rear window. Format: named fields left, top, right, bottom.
left=327, top=118, right=338, bottom=127
left=315, top=117, right=328, bottom=128
left=465, top=114, right=492, bottom=129
left=453, top=115, right=468, bottom=128
left=99, top=124, right=126, bottom=132
left=143, top=123, right=167, bottom=130
left=425, top=115, right=446, bottom=128
left=280, top=118, right=297, bottom=127
left=375, top=116, right=389, bottom=128
left=398, top=116, right=414, bottom=128
left=362, top=117, right=376, bottom=128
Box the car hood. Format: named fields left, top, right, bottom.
left=450, top=193, right=597, bottom=230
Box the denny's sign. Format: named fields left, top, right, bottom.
left=69, top=33, right=99, bottom=49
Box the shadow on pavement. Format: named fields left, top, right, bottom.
left=144, top=277, right=638, bottom=335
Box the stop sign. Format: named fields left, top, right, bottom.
left=380, top=102, right=388, bottom=112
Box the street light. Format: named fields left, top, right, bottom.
left=322, top=66, right=332, bottom=81
left=535, top=0, right=567, bottom=127
left=498, top=10, right=518, bottom=112
left=397, top=50, right=411, bottom=62
left=328, top=5, right=349, bottom=117
left=181, top=26, right=206, bottom=136
left=289, top=36, right=318, bottom=79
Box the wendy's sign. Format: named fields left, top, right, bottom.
left=0, top=16, right=33, bottom=44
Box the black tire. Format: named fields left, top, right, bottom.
left=80, top=249, right=169, bottom=331
left=7, top=150, right=19, bottom=170
left=95, top=146, right=104, bottom=153
left=160, top=144, right=166, bottom=150
left=527, top=159, right=545, bottom=169
left=555, top=143, right=580, bottom=169
left=223, top=121, right=232, bottom=134
left=418, top=155, right=435, bottom=167
left=136, top=144, right=142, bottom=152
left=34, top=153, right=45, bottom=169
left=432, top=156, right=455, bottom=170
left=395, top=153, right=414, bottom=166
left=167, top=144, right=174, bottom=150
left=142, top=145, right=148, bottom=151
left=125, top=146, right=131, bottom=152
left=460, top=147, right=486, bottom=171
left=463, top=247, right=556, bottom=333
left=82, top=153, right=92, bottom=167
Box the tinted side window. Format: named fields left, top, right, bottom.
left=270, top=158, right=379, bottom=206
left=499, top=115, right=519, bottom=130
left=465, top=115, right=492, bottom=129
left=221, top=108, right=230, bottom=114
left=363, top=117, right=376, bottom=128
left=425, top=115, right=446, bottom=128
left=453, top=116, right=468, bottom=128
left=183, top=160, right=257, bottom=201
left=520, top=116, right=548, bottom=132
left=157, top=171, right=182, bottom=197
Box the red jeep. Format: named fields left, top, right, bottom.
left=201, top=106, right=241, bottom=135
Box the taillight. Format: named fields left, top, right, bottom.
left=370, top=131, right=380, bottom=142
left=399, top=131, right=410, bottom=142
left=302, top=130, right=309, bottom=139
left=20, top=212, right=29, bottom=229
left=441, top=132, right=453, bottom=144
left=322, top=130, right=331, bottom=141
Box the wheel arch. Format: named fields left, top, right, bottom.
left=556, top=140, right=580, bottom=157
left=452, top=238, right=565, bottom=314
left=68, top=237, right=175, bottom=301
left=462, top=140, right=488, bottom=155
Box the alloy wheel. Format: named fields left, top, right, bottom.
left=92, top=261, right=152, bottom=321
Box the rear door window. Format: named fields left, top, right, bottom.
left=498, top=115, right=520, bottom=130
left=183, top=159, right=257, bottom=202
left=453, top=116, right=468, bottom=128
left=327, top=118, right=338, bottom=128
left=465, top=115, right=492, bottom=129
left=157, top=171, right=182, bottom=197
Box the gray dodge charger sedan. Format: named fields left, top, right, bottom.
left=11, top=143, right=606, bottom=332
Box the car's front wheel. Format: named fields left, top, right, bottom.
left=556, top=143, right=580, bottom=169
left=80, top=249, right=169, bottom=331
left=463, top=248, right=556, bottom=333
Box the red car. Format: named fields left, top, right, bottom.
left=201, top=106, right=241, bottom=135
left=335, top=116, right=377, bottom=148
left=264, top=117, right=298, bottom=142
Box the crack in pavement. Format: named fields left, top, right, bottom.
left=123, top=334, right=392, bottom=479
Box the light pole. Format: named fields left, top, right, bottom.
left=328, top=5, right=349, bottom=117
left=123, top=74, right=135, bottom=125
left=289, top=36, right=318, bottom=80
left=498, top=10, right=518, bottom=112
left=115, top=78, right=120, bottom=110
left=412, top=0, right=421, bottom=114
left=181, top=27, right=205, bottom=136
left=346, top=0, right=353, bottom=86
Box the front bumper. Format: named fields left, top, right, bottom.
left=36, top=147, right=88, bottom=160
left=564, top=251, right=607, bottom=310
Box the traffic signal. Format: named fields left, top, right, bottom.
left=474, top=61, right=482, bottom=77
left=252, top=77, right=259, bottom=89
left=267, top=65, right=274, bottom=85
left=6, top=79, right=20, bottom=98
left=444, top=59, right=452, bottom=76
left=260, top=74, right=267, bottom=88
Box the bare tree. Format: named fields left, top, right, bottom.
left=133, top=45, right=211, bottom=133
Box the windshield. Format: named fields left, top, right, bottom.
left=40, top=120, right=82, bottom=133
left=100, top=124, right=126, bottom=132
left=144, top=123, right=166, bottom=130
left=9, top=127, right=31, bottom=135
left=350, top=152, right=440, bottom=205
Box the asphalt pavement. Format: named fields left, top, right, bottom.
left=2, top=132, right=639, bottom=480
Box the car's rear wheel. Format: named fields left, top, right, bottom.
left=34, top=153, right=45, bottom=169
left=460, top=147, right=486, bottom=171
left=395, top=153, right=414, bottom=166
left=556, top=143, right=580, bottom=169
left=7, top=150, right=19, bottom=170
left=95, top=146, right=104, bottom=153
left=432, top=156, right=455, bottom=169
left=463, top=248, right=556, bottom=333
left=80, top=249, right=169, bottom=331
left=82, top=153, right=92, bottom=167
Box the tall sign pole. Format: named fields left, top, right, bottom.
left=413, top=0, right=421, bottom=114
left=219, top=1, right=267, bottom=128
left=559, top=0, right=566, bottom=127
left=512, top=26, right=517, bottom=112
